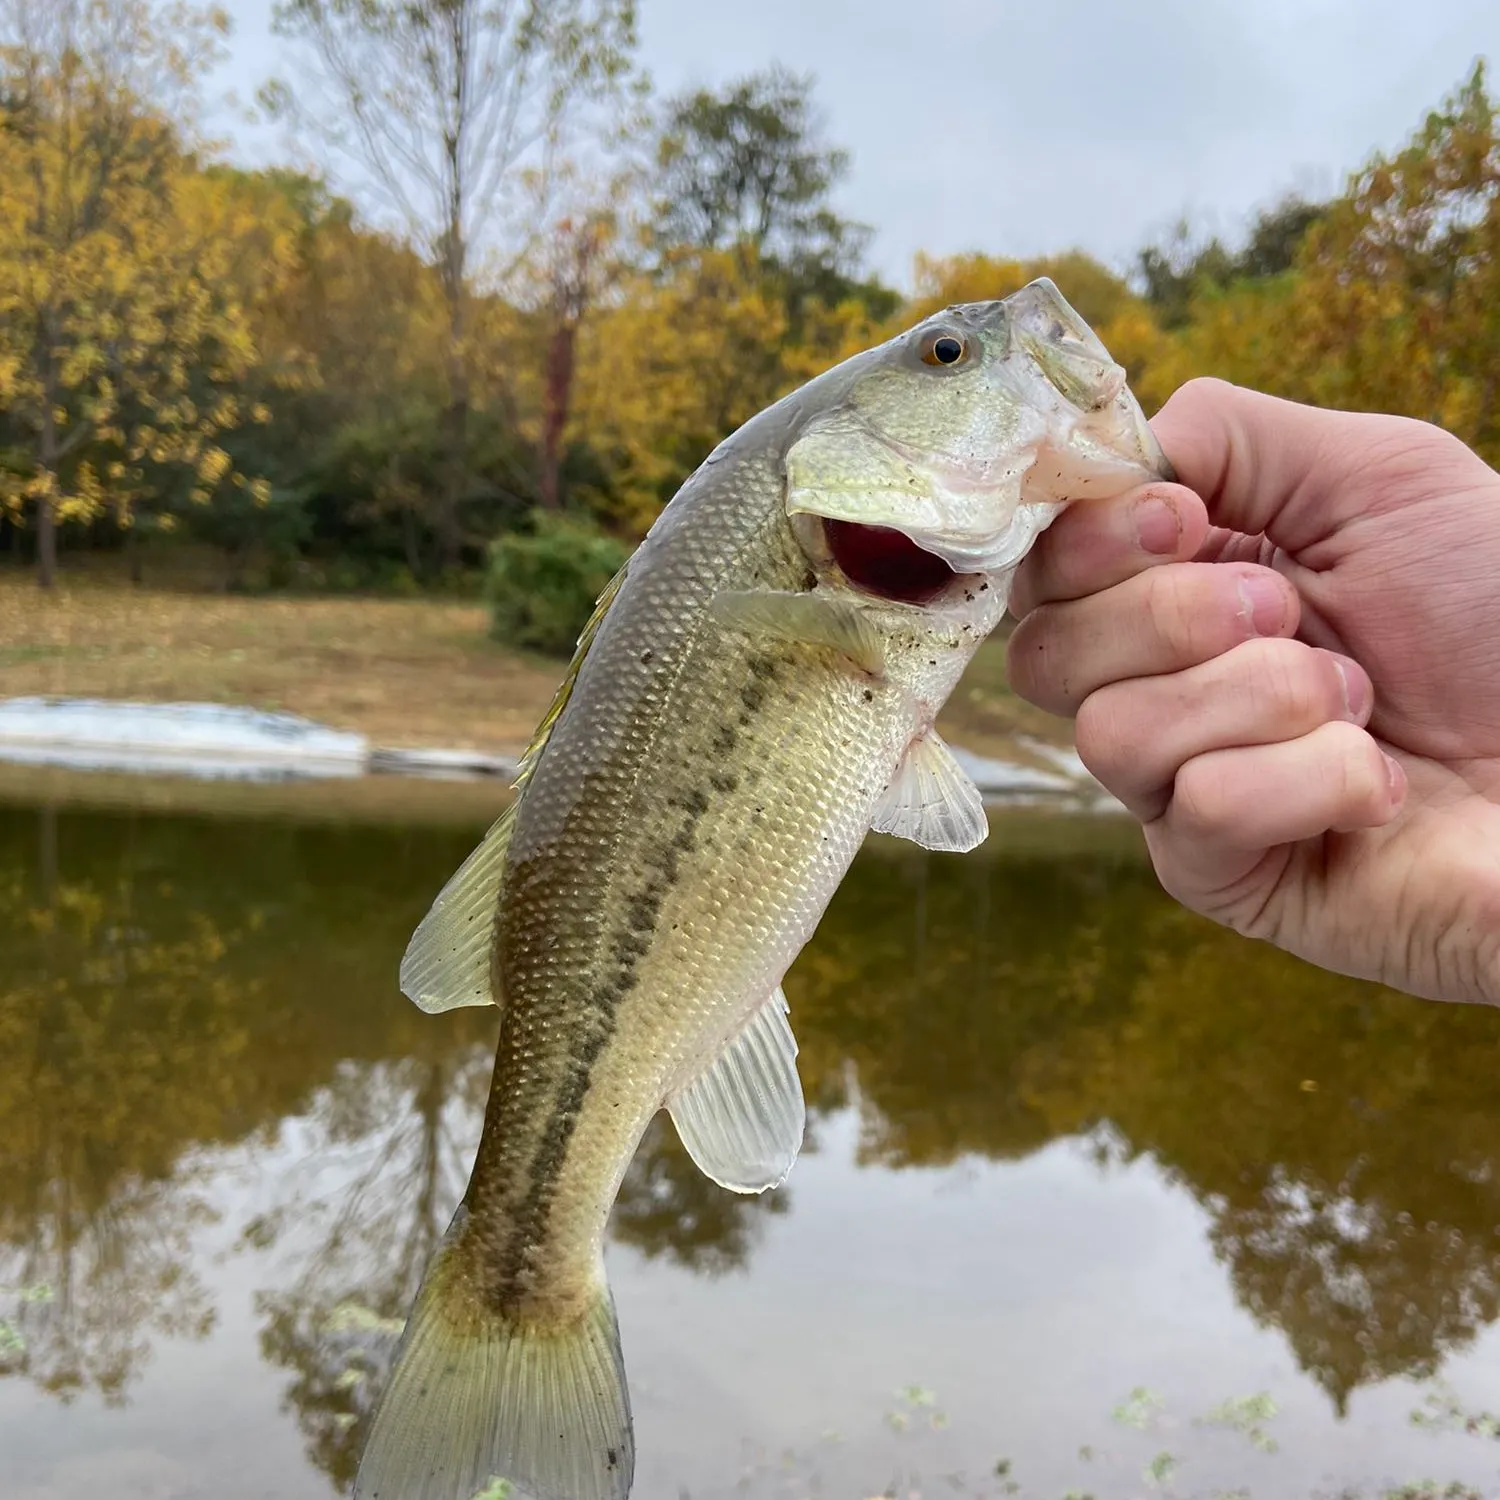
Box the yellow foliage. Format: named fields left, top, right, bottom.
left=1159, top=65, right=1500, bottom=462
left=571, top=246, right=878, bottom=532
left=0, top=6, right=300, bottom=540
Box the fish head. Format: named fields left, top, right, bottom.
left=785, top=277, right=1171, bottom=602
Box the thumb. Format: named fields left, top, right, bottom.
left=1151, top=378, right=1405, bottom=552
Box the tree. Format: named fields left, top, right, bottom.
left=650, top=65, right=895, bottom=324
left=570, top=243, right=876, bottom=532
left=653, top=66, right=863, bottom=271
left=1284, top=62, right=1500, bottom=457
left=0, top=0, right=290, bottom=586
left=529, top=194, right=627, bottom=511
left=1158, top=65, right=1500, bottom=463
left=1134, top=196, right=1324, bottom=329
left=270, top=0, right=638, bottom=570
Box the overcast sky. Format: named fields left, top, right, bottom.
left=212, top=0, right=1500, bottom=290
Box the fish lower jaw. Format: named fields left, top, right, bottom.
left=891, top=498, right=1063, bottom=576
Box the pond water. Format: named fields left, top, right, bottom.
left=2, top=778, right=1500, bottom=1499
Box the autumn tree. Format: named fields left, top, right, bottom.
left=1284, top=61, right=1500, bottom=456
left=510, top=145, right=644, bottom=514
left=1157, top=64, right=1500, bottom=462
left=264, top=190, right=456, bottom=581
left=271, top=0, right=639, bottom=569
left=570, top=243, right=878, bottom=532
left=0, top=0, right=293, bottom=586
left=651, top=65, right=894, bottom=320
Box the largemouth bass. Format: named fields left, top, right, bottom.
left=355, top=279, right=1169, bottom=1500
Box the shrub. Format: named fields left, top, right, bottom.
left=486, top=513, right=632, bottom=658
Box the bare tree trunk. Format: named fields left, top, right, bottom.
left=539, top=223, right=604, bottom=511
left=37, top=399, right=57, bottom=589
left=436, top=196, right=468, bottom=570
left=125, top=523, right=143, bottom=585
left=439, top=372, right=467, bottom=570
left=539, top=319, right=577, bottom=510
left=400, top=497, right=422, bottom=579
left=36, top=498, right=56, bottom=589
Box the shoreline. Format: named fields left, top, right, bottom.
left=0, top=695, right=1120, bottom=813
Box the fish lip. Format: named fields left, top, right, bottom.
left=889, top=504, right=1061, bottom=575
left=815, top=430, right=1054, bottom=575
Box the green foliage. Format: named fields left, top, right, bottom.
left=485, top=512, right=630, bottom=656
left=4, top=20, right=1499, bottom=603
left=652, top=65, right=866, bottom=268
left=1195, top=1393, right=1279, bottom=1454
left=1135, top=195, right=1326, bottom=328
left=650, top=66, right=894, bottom=326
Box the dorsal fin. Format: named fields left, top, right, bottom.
left=514, top=559, right=630, bottom=791
left=399, top=559, right=631, bottom=1014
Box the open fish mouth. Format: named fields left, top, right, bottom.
left=805, top=465, right=1065, bottom=587
left=823, top=518, right=965, bottom=605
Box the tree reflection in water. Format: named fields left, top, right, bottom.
left=799, top=839, right=1500, bottom=1414
left=0, top=806, right=246, bottom=1402
left=3, top=798, right=1500, bottom=1488
left=252, top=1044, right=494, bottom=1489
left=252, top=1066, right=793, bottom=1483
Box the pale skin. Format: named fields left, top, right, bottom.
left=1006, top=377, right=1500, bottom=1007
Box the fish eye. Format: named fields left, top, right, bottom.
left=920, top=332, right=967, bottom=367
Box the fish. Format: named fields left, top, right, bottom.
left=353, top=278, right=1170, bottom=1500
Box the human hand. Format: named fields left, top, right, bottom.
left=1006, top=377, right=1500, bottom=1005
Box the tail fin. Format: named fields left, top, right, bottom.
left=354, top=1208, right=633, bottom=1500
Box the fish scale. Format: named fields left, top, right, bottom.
left=355, top=279, right=1170, bottom=1500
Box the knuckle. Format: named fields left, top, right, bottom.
left=1142, top=567, right=1220, bottom=660
left=1170, top=754, right=1234, bottom=838
left=1074, top=688, right=1130, bottom=780
left=1247, top=639, right=1337, bottom=726
left=1329, top=724, right=1386, bottom=809
left=1166, top=376, right=1234, bottom=419
left=1141, top=569, right=1191, bottom=650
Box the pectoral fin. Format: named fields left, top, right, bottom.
left=667, top=985, right=805, bottom=1193
left=871, top=729, right=988, bottom=852
left=711, top=589, right=885, bottom=675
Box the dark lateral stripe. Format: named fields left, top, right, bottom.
left=486, top=760, right=727, bottom=1302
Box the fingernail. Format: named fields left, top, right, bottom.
left=1334, top=658, right=1370, bottom=720
left=1385, top=754, right=1407, bottom=804
left=1132, top=493, right=1181, bottom=555
left=1237, top=573, right=1288, bottom=636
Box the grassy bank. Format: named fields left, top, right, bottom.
left=0, top=572, right=1072, bottom=760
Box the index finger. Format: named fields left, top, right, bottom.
left=1150, top=377, right=1461, bottom=552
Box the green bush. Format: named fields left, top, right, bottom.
left=486, top=513, right=632, bottom=658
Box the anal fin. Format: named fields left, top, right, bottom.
left=871, top=728, right=988, bottom=852
left=668, top=985, right=805, bottom=1193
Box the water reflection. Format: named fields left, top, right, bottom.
left=0, top=827, right=244, bottom=1402
left=252, top=1047, right=494, bottom=1489
left=612, top=1115, right=790, bottom=1276
left=0, top=793, right=1497, bottom=1490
